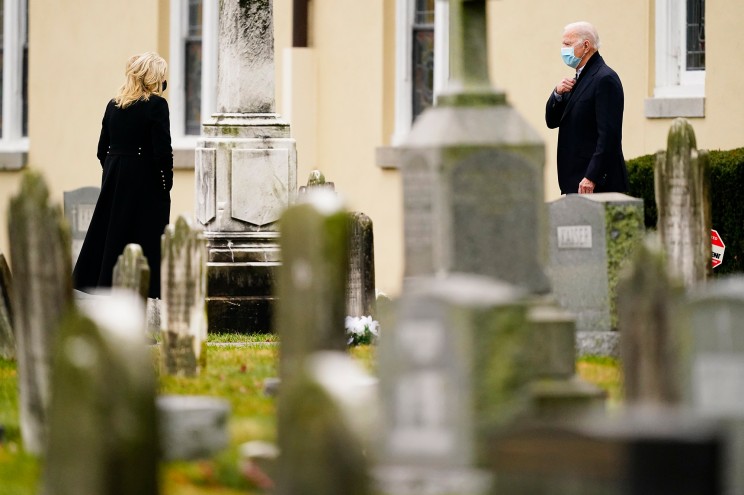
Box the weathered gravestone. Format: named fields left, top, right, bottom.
left=375, top=274, right=530, bottom=494
left=617, top=236, right=687, bottom=406
left=8, top=170, right=72, bottom=455
left=112, top=243, right=150, bottom=301
left=347, top=212, right=376, bottom=318
left=687, top=276, right=744, bottom=495
left=42, top=294, right=158, bottom=495
left=399, top=0, right=548, bottom=294
left=0, top=253, right=15, bottom=359
left=655, top=118, right=711, bottom=289
left=63, top=186, right=100, bottom=266
left=161, top=215, right=208, bottom=377
left=157, top=395, right=230, bottom=461
left=197, top=0, right=297, bottom=332
left=275, top=189, right=349, bottom=380
left=547, top=193, right=644, bottom=332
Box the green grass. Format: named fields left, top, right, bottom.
left=206, top=333, right=278, bottom=344
left=577, top=355, right=623, bottom=406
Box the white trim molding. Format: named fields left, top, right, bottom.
left=0, top=0, right=29, bottom=169
left=646, top=0, right=705, bottom=118
left=169, top=0, right=218, bottom=168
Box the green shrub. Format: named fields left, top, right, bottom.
left=626, top=147, right=744, bottom=276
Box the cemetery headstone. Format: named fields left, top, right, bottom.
left=655, top=118, right=711, bottom=288
left=112, top=243, right=150, bottom=302
left=526, top=300, right=606, bottom=420
left=161, top=215, right=208, bottom=377
left=63, top=186, right=100, bottom=267
left=399, top=0, right=548, bottom=294
left=375, top=274, right=528, bottom=494
left=277, top=359, right=371, bottom=495
left=346, top=212, right=376, bottom=318
left=547, top=193, right=644, bottom=332
left=275, top=189, right=349, bottom=381
left=298, top=169, right=336, bottom=197
left=157, top=395, right=230, bottom=461
left=0, top=253, right=15, bottom=359
left=8, top=170, right=72, bottom=454
left=617, top=236, right=686, bottom=406
left=687, top=276, right=744, bottom=494
left=198, top=0, right=297, bottom=332
left=42, top=294, right=158, bottom=495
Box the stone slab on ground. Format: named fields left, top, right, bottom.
left=575, top=331, right=620, bottom=359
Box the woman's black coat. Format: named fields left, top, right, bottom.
left=73, top=95, right=173, bottom=298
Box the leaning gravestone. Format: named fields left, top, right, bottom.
left=375, top=274, right=529, bottom=495
left=161, top=215, right=208, bottom=377
left=655, top=118, right=711, bottom=289
left=548, top=193, right=644, bottom=332
left=112, top=243, right=150, bottom=302
left=617, top=236, right=686, bottom=406
left=42, top=295, right=158, bottom=495
left=63, top=186, right=100, bottom=267
left=346, top=212, right=376, bottom=318
left=275, top=189, right=349, bottom=381
left=8, top=170, right=72, bottom=455
left=0, top=253, right=14, bottom=359
left=399, top=0, right=548, bottom=294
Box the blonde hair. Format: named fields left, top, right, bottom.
left=114, top=52, right=168, bottom=109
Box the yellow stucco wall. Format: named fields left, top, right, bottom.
left=3, top=0, right=743, bottom=300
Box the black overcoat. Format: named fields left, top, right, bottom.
left=73, top=95, right=173, bottom=298
left=545, top=53, right=629, bottom=195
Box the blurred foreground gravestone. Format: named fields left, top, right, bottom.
left=8, top=170, right=72, bottom=455
left=655, top=118, right=710, bottom=289
left=275, top=189, right=349, bottom=381
left=63, top=186, right=100, bottom=266
left=112, top=243, right=150, bottom=301
left=548, top=193, right=644, bottom=332
left=375, top=275, right=528, bottom=494
left=398, top=0, right=548, bottom=294
left=0, top=253, right=14, bottom=359
left=161, top=215, right=207, bottom=377
left=687, top=276, right=744, bottom=494
left=42, top=295, right=158, bottom=495
left=617, top=237, right=686, bottom=406
left=526, top=301, right=606, bottom=420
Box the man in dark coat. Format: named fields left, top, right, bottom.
left=73, top=52, right=173, bottom=299
left=545, top=21, right=628, bottom=195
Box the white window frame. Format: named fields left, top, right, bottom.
left=169, top=0, right=218, bottom=158
left=391, top=0, right=449, bottom=146
left=646, top=0, right=705, bottom=118
left=0, top=0, right=29, bottom=168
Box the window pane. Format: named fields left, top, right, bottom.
left=412, top=27, right=434, bottom=122
left=415, top=0, right=435, bottom=25
left=185, top=0, right=202, bottom=135
left=686, top=0, right=705, bottom=70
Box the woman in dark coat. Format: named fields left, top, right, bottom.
left=73, top=52, right=173, bottom=298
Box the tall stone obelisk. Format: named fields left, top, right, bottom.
left=400, top=0, right=548, bottom=294
left=196, top=0, right=297, bottom=332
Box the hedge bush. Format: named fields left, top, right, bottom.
left=626, top=147, right=744, bottom=276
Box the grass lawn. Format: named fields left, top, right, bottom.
left=0, top=337, right=618, bottom=494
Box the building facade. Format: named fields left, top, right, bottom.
left=0, top=0, right=735, bottom=296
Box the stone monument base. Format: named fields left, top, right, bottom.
left=206, top=232, right=280, bottom=333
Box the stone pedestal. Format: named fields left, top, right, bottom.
left=196, top=0, right=297, bottom=333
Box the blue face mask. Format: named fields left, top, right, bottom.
left=561, top=43, right=585, bottom=69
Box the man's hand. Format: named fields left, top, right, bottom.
left=555, top=77, right=576, bottom=95
left=578, top=177, right=595, bottom=194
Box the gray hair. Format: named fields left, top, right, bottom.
left=564, top=21, right=601, bottom=50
